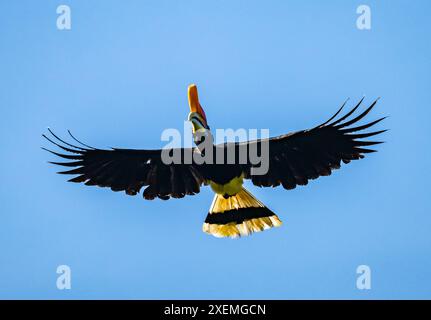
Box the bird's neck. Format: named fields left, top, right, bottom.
left=193, top=129, right=214, bottom=153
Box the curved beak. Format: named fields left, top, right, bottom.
left=188, top=84, right=207, bottom=124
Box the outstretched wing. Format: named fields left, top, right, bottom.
left=44, top=98, right=385, bottom=199
left=43, top=130, right=205, bottom=200
left=242, top=98, right=386, bottom=189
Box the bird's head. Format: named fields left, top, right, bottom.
left=187, top=84, right=209, bottom=131
left=187, top=84, right=211, bottom=145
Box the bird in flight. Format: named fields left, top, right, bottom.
left=43, top=84, right=385, bottom=238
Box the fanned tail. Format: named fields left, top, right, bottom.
left=203, top=187, right=282, bottom=238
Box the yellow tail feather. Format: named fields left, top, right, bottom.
left=203, top=188, right=282, bottom=238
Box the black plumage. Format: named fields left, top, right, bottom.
left=43, top=98, right=385, bottom=200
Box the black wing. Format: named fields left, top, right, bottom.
left=43, top=130, right=205, bottom=200
left=242, top=98, right=386, bottom=189
left=44, top=98, right=385, bottom=198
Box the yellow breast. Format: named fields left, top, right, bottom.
left=209, top=174, right=244, bottom=196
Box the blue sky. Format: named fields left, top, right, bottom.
left=0, top=0, right=430, bottom=299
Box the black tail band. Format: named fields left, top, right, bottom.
left=204, top=207, right=276, bottom=225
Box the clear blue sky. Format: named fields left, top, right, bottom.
left=0, top=0, right=430, bottom=299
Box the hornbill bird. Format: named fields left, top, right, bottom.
left=43, top=84, right=386, bottom=238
